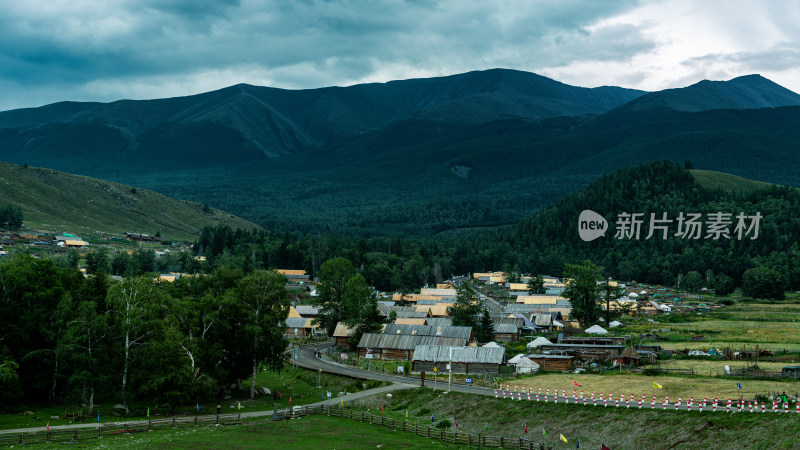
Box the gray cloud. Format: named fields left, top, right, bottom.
left=2, top=0, right=796, bottom=111
left=683, top=43, right=800, bottom=73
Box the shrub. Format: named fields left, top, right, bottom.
left=416, top=407, right=431, bottom=416
left=436, top=419, right=451, bottom=429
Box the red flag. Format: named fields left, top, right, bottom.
left=524, top=423, right=528, bottom=434
left=381, top=403, right=384, bottom=412
left=47, top=422, right=50, bottom=432
left=573, top=381, right=581, bottom=387
left=601, top=444, right=611, bottom=450
left=456, top=419, right=459, bottom=430
left=288, top=397, right=292, bottom=405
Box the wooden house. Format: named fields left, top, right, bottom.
left=526, top=354, right=575, bottom=371
left=284, top=317, right=318, bottom=339
left=333, top=323, right=357, bottom=349
left=412, top=345, right=505, bottom=374
left=493, top=322, right=520, bottom=341
left=357, top=334, right=466, bottom=360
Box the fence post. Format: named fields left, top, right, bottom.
left=500, top=436, right=503, bottom=447
left=173, top=418, right=177, bottom=428
left=124, top=423, right=128, bottom=433
left=194, top=416, right=198, bottom=426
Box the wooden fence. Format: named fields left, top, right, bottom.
left=0, top=413, right=241, bottom=446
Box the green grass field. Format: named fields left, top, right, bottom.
left=0, top=362, right=385, bottom=431
left=690, top=169, right=774, bottom=192
left=1, top=415, right=460, bottom=449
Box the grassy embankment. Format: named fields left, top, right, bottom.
left=0, top=363, right=385, bottom=431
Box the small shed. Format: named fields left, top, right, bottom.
left=527, top=354, right=575, bottom=372
left=613, top=346, right=641, bottom=366
left=333, top=323, right=357, bottom=349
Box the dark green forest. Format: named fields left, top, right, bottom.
left=0, top=258, right=289, bottom=412
left=189, top=161, right=800, bottom=292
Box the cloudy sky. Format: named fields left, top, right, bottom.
left=1, top=0, right=798, bottom=111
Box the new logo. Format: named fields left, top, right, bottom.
left=578, top=210, right=608, bottom=241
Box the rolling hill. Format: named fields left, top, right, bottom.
left=0, top=162, right=259, bottom=240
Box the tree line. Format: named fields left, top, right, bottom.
left=0, top=255, right=289, bottom=413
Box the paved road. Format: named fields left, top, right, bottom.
left=470, top=284, right=503, bottom=313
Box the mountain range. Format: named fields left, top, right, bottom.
left=1, top=68, right=799, bottom=236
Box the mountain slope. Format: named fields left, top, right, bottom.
left=0, top=162, right=258, bottom=240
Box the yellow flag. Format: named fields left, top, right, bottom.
left=654, top=382, right=663, bottom=389
left=560, top=434, right=568, bottom=443
left=341, top=397, right=344, bottom=405
left=238, top=402, right=241, bottom=410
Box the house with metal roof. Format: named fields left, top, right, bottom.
left=382, top=324, right=473, bottom=340
left=412, top=345, right=505, bottom=374
left=493, top=323, right=519, bottom=341
left=294, top=305, right=320, bottom=318
left=425, top=318, right=453, bottom=327
left=357, top=333, right=468, bottom=360
left=284, top=317, right=319, bottom=339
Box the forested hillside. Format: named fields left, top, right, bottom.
left=189, top=162, right=800, bottom=292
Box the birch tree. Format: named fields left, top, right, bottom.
left=233, top=270, right=289, bottom=400
left=106, top=276, right=159, bottom=414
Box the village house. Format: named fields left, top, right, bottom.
left=284, top=317, right=319, bottom=339
left=294, top=305, right=319, bottom=318
left=357, top=334, right=466, bottom=360
left=276, top=269, right=310, bottom=281
left=412, top=345, right=505, bottom=374
left=493, top=322, right=519, bottom=341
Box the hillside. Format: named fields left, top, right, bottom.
left=0, top=162, right=259, bottom=240
left=690, top=169, right=774, bottom=192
